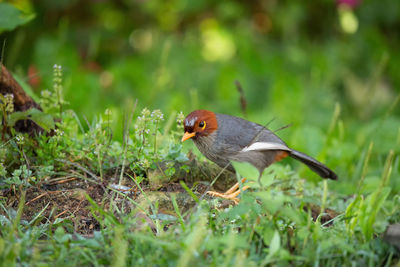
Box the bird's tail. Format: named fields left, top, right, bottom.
left=289, top=150, right=337, bottom=180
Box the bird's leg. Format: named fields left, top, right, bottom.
left=224, top=178, right=247, bottom=194
left=206, top=178, right=249, bottom=204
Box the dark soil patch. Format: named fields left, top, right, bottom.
left=0, top=170, right=210, bottom=235
left=0, top=161, right=339, bottom=235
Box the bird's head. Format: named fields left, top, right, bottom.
left=181, top=110, right=218, bottom=142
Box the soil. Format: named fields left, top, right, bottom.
left=0, top=172, right=338, bottom=236
left=0, top=161, right=220, bottom=235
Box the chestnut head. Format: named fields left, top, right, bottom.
left=182, top=110, right=218, bottom=141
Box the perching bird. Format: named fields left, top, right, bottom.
left=181, top=110, right=337, bottom=203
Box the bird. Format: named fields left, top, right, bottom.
left=181, top=110, right=337, bottom=203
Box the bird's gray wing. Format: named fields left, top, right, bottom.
left=214, top=114, right=288, bottom=154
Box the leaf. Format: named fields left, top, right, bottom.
left=345, top=195, right=363, bottom=234
left=263, top=227, right=275, bottom=244
left=179, top=180, right=199, bottom=203
left=8, top=110, right=30, bottom=127
left=268, top=230, right=281, bottom=257
left=255, top=191, right=286, bottom=214
left=0, top=3, right=35, bottom=33
left=8, top=108, right=55, bottom=131
left=29, top=109, right=55, bottom=131
left=231, top=161, right=259, bottom=181
left=360, top=186, right=391, bottom=240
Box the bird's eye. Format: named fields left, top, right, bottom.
left=199, top=121, right=206, bottom=129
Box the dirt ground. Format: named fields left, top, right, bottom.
left=1, top=160, right=338, bottom=235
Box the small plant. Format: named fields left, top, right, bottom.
left=40, top=64, right=67, bottom=118
left=0, top=93, right=14, bottom=139
left=129, top=108, right=186, bottom=174
left=151, top=109, right=164, bottom=156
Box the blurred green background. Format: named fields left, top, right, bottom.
left=1, top=0, right=399, bottom=193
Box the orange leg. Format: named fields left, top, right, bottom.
left=206, top=178, right=249, bottom=204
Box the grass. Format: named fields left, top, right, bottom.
left=0, top=80, right=398, bottom=265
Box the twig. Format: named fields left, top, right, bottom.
left=54, top=209, right=68, bottom=219
left=72, top=199, right=85, bottom=215
left=26, top=190, right=62, bottom=205
left=247, top=117, right=276, bottom=146
left=26, top=192, right=48, bottom=205
left=273, top=124, right=292, bottom=133
left=235, top=80, right=247, bottom=117
left=47, top=177, right=77, bottom=185
left=57, top=159, right=99, bottom=182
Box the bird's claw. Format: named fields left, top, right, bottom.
left=206, top=191, right=240, bottom=204
left=206, top=178, right=249, bottom=205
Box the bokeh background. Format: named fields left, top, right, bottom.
left=1, top=0, right=399, bottom=193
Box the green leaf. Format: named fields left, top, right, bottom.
left=263, top=227, right=275, bottom=244
left=255, top=191, right=286, bottom=214
left=345, top=195, right=363, bottom=234
left=359, top=186, right=391, bottom=240
left=268, top=230, right=281, bottom=257
left=179, top=180, right=199, bottom=203
left=8, top=108, right=55, bottom=131
left=0, top=3, right=35, bottom=33
left=29, top=109, right=55, bottom=131
left=8, top=110, right=30, bottom=127
left=231, top=161, right=259, bottom=181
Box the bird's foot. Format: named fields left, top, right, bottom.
left=206, top=178, right=249, bottom=204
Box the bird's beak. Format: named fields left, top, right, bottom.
left=181, top=132, right=196, bottom=142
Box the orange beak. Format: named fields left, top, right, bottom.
left=181, top=132, right=196, bottom=142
